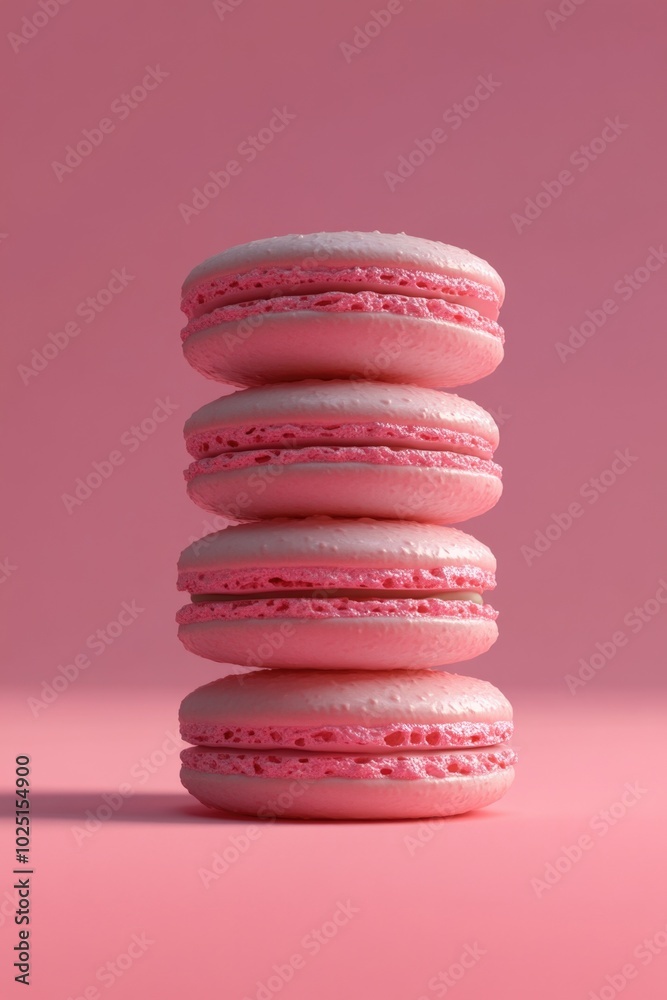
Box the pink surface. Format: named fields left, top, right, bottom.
left=2, top=688, right=665, bottom=997
left=2, top=0, right=665, bottom=992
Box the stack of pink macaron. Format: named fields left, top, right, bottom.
left=175, top=231, right=516, bottom=819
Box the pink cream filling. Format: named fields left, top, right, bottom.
left=176, top=597, right=498, bottom=625
left=181, top=264, right=501, bottom=319
left=177, top=565, right=496, bottom=595
left=185, top=446, right=502, bottom=481
left=180, top=744, right=517, bottom=780
left=181, top=290, right=504, bottom=342
left=180, top=719, right=514, bottom=751
left=185, top=422, right=495, bottom=460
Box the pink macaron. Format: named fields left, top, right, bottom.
left=179, top=669, right=516, bottom=819
left=176, top=518, right=498, bottom=670
left=184, top=380, right=502, bottom=523
left=180, top=231, right=505, bottom=388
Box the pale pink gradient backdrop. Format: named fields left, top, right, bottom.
left=1, top=1, right=666, bottom=998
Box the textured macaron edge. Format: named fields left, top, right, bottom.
left=177, top=518, right=497, bottom=575
left=179, top=668, right=513, bottom=727
left=181, top=291, right=504, bottom=342
left=180, top=744, right=517, bottom=780
left=183, top=381, right=500, bottom=454
left=176, top=596, right=498, bottom=625
left=184, top=446, right=502, bottom=481
left=180, top=719, right=514, bottom=751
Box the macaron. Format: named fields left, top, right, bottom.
left=176, top=518, right=498, bottom=669
left=184, top=380, right=502, bottom=523
left=180, top=231, right=505, bottom=388
left=179, top=669, right=516, bottom=819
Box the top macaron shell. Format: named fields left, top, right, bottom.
left=177, top=516, right=497, bottom=578
left=184, top=380, right=500, bottom=445
left=183, top=380, right=502, bottom=524
left=180, top=231, right=505, bottom=388
left=182, top=231, right=505, bottom=316
left=179, top=668, right=514, bottom=751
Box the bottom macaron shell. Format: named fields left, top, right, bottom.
left=177, top=612, right=498, bottom=669
left=180, top=767, right=515, bottom=819
left=186, top=461, right=502, bottom=524
left=182, top=311, right=503, bottom=388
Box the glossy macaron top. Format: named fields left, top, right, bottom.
left=180, top=668, right=512, bottom=730
left=177, top=517, right=496, bottom=578
left=184, top=380, right=499, bottom=458
left=181, top=230, right=505, bottom=321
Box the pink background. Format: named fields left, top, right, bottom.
left=1, top=1, right=666, bottom=997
